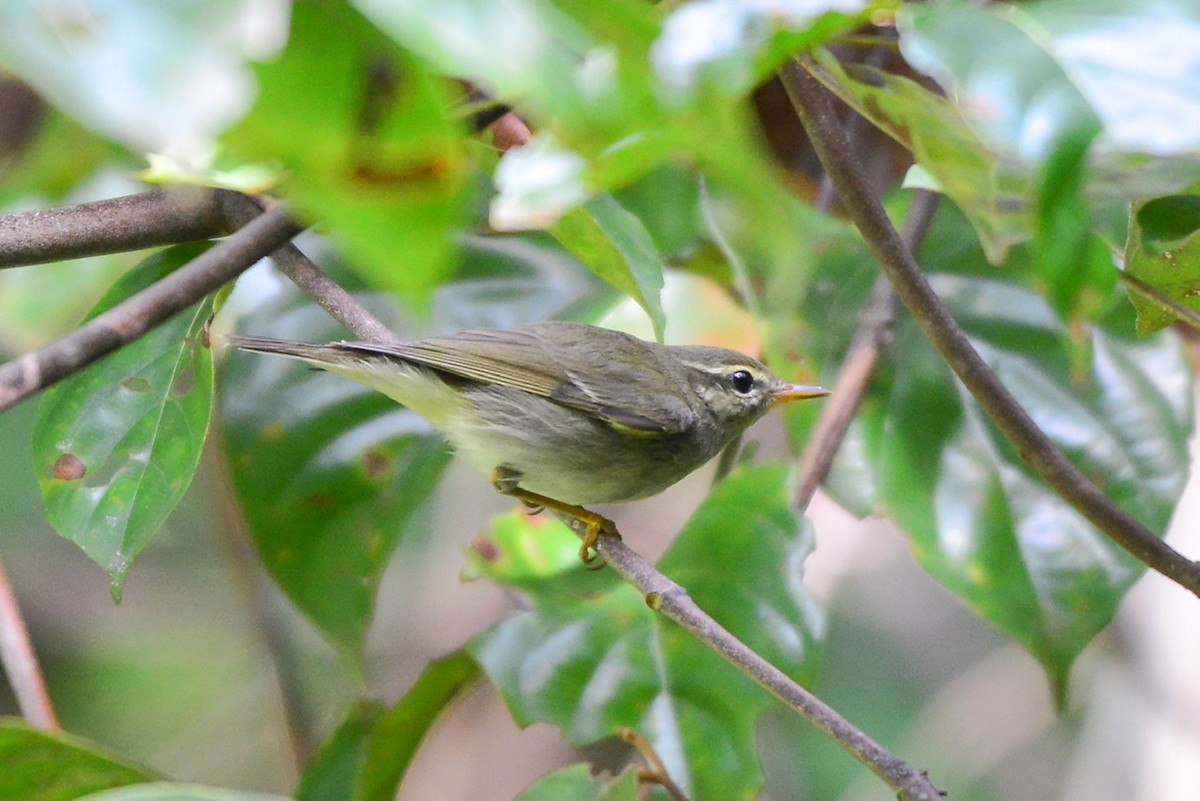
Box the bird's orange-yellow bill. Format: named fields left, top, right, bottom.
left=772, top=384, right=831, bottom=405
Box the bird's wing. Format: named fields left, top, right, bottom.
left=344, top=322, right=694, bottom=435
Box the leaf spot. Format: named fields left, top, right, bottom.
left=171, top=367, right=195, bottom=396
left=361, top=449, right=392, bottom=479
left=52, top=453, right=87, bottom=481
left=121, top=376, right=152, bottom=393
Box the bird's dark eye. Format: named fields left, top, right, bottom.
left=730, top=369, right=755, bottom=394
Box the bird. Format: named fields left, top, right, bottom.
left=228, top=321, right=828, bottom=561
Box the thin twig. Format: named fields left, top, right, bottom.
left=591, top=531, right=943, bottom=801
left=0, top=187, right=234, bottom=268
left=793, top=275, right=895, bottom=511
left=780, top=58, right=1200, bottom=596
left=0, top=558, right=59, bottom=731
left=793, top=191, right=939, bottom=511
left=217, top=193, right=402, bottom=345
left=0, top=204, right=303, bottom=412
left=618, top=727, right=689, bottom=801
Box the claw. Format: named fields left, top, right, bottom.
left=579, top=515, right=620, bottom=569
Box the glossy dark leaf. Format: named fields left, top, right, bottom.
left=880, top=207, right=1191, bottom=690
left=787, top=199, right=1192, bottom=688
left=471, top=464, right=822, bottom=800
left=0, top=719, right=156, bottom=801
left=33, top=244, right=215, bottom=599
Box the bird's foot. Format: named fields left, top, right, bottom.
left=491, top=466, right=620, bottom=568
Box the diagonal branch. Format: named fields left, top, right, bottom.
left=780, top=59, right=1200, bottom=597
left=0, top=203, right=303, bottom=412
left=592, top=531, right=943, bottom=801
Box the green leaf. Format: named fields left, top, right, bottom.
left=472, top=464, right=822, bottom=800
left=33, top=244, right=216, bottom=599
left=77, top=783, right=291, bottom=801
left=549, top=195, right=666, bottom=340
left=790, top=200, right=1192, bottom=689
left=778, top=202, right=882, bottom=516
left=296, top=702, right=382, bottom=801
left=1125, top=194, right=1200, bottom=335
left=875, top=206, right=1192, bottom=691
left=1137, top=194, right=1200, bottom=243
left=355, top=652, right=480, bottom=801
left=512, top=765, right=639, bottom=801
left=0, top=719, right=156, bottom=801
left=1034, top=124, right=1116, bottom=322
left=463, top=512, right=588, bottom=585
left=223, top=1, right=470, bottom=299
left=220, top=296, right=451, bottom=661
left=438, top=233, right=612, bottom=330
left=297, top=652, right=481, bottom=801
left=827, top=0, right=1200, bottom=263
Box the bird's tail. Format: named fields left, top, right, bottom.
left=224, top=333, right=453, bottom=422
left=224, top=335, right=364, bottom=367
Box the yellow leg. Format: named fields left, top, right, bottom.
left=491, top=468, right=620, bottom=565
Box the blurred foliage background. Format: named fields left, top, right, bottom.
left=1, top=1, right=1199, bottom=800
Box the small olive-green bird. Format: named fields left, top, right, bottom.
left=229, top=321, right=828, bottom=560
